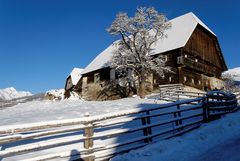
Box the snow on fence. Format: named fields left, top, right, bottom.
left=234, top=92, right=240, bottom=103
left=0, top=91, right=239, bottom=161
left=204, top=91, right=239, bottom=121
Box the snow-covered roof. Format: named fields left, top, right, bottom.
left=69, top=68, right=84, bottom=85
left=82, top=12, right=216, bottom=74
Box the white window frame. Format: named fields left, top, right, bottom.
left=184, top=76, right=187, bottom=82
left=192, top=78, right=195, bottom=84
left=94, top=73, right=100, bottom=83
left=165, top=55, right=168, bottom=61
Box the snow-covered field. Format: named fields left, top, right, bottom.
left=0, top=86, right=239, bottom=161
left=0, top=95, right=170, bottom=161
left=0, top=95, right=166, bottom=126
left=112, top=110, right=240, bottom=161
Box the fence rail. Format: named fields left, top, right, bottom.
left=0, top=91, right=239, bottom=161
left=234, top=92, right=240, bottom=103
left=159, top=84, right=206, bottom=101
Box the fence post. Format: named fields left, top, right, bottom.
left=141, top=111, right=152, bottom=143
left=203, top=96, right=209, bottom=122
left=177, top=104, right=182, bottom=125
left=83, top=113, right=95, bottom=161
left=173, top=104, right=182, bottom=132
left=159, top=88, right=162, bottom=100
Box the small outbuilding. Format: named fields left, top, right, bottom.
left=64, top=68, right=83, bottom=98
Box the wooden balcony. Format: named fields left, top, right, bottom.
left=177, top=56, right=221, bottom=76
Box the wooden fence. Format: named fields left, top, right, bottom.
left=205, top=91, right=239, bottom=121
left=0, top=91, right=239, bottom=161
left=159, top=84, right=206, bottom=101
left=234, top=92, right=240, bottom=103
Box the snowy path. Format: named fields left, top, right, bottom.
left=111, top=111, right=240, bottom=161
left=193, top=137, right=240, bottom=161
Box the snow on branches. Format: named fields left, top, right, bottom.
left=107, top=7, right=172, bottom=97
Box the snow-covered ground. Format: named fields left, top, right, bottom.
left=0, top=87, right=32, bottom=101
left=0, top=96, right=166, bottom=126
left=0, top=95, right=170, bottom=161
left=111, top=110, right=240, bottom=161
left=0, top=91, right=239, bottom=161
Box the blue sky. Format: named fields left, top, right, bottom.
left=0, top=0, right=239, bottom=93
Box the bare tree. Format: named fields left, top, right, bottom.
left=107, top=6, right=172, bottom=98
left=222, top=73, right=240, bottom=93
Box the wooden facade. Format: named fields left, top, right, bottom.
left=153, top=25, right=227, bottom=91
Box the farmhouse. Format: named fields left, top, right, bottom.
left=79, top=12, right=227, bottom=100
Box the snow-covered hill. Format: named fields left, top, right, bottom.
left=223, top=67, right=240, bottom=81
left=0, top=87, right=32, bottom=101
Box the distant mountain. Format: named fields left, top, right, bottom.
left=223, top=67, right=240, bottom=82
left=0, top=87, right=32, bottom=101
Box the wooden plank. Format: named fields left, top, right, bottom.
left=21, top=145, right=105, bottom=161
left=141, top=111, right=152, bottom=143
left=0, top=135, right=86, bottom=157
left=94, top=104, right=202, bottom=128
left=159, top=84, right=183, bottom=88
left=95, top=120, right=202, bottom=160
left=0, top=125, right=86, bottom=144
left=91, top=113, right=203, bottom=139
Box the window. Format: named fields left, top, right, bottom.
left=110, top=69, right=116, bottom=80
left=116, top=69, right=127, bottom=79
left=169, top=76, right=172, bottom=82
left=94, top=73, right=100, bottom=83
left=198, top=80, right=201, bottom=85
left=165, top=55, right=168, bottom=61
left=154, top=79, right=157, bottom=84
left=195, top=58, right=198, bottom=62
left=184, top=76, right=187, bottom=82
left=184, top=54, right=188, bottom=58
left=192, top=78, right=195, bottom=84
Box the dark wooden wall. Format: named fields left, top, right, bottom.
left=183, top=26, right=225, bottom=77
left=153, top=50, right=180, bottom=89
left=83, top=67, right=111, bottom=84
left=153, top=26, right=226, bottom=90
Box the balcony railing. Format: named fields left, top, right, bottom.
left=177, top=56, right=220, bottom=76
